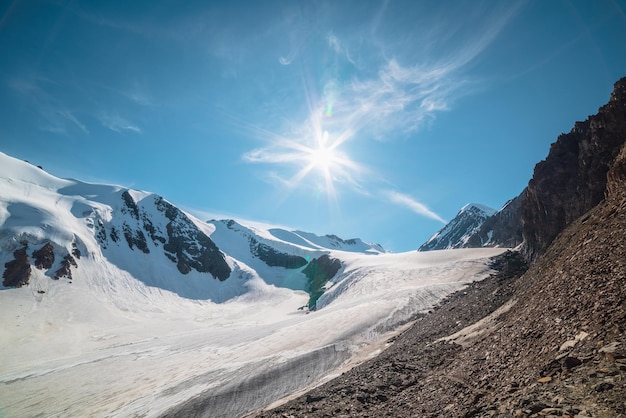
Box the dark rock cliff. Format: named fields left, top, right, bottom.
left=465, top=191, right=524, bottom=249
left=522, top=77, right=626, bottom=262
left=155, top=197, right=231, bottom=280
left=32, top=242, right=55, bottom=270
left=250, top=238, right=307, bottom=269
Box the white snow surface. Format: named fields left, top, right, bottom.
left=0, top=152, right=506, bottom=417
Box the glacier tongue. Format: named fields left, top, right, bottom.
left=0, top=247, right=505, bottom=417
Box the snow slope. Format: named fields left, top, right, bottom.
left=0, top=247, right=504, bottom=417
left=0, top=151, right=506, bottom=417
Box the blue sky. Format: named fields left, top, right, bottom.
left=1, top=0, right=625, bottom=252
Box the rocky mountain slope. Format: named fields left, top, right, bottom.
left=418, top=204, right=496, bottom=251
left=522, top=76, right=626, bottom=262
left=421, top=75, right=626, bottom=257
left=419, top=196, right=523, bottom=252
left=465, top=191, right=524, bottom=250
left=254, top=78, right=626, bottom=417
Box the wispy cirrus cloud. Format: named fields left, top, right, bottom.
left=385, top=190, right=447, bottom=224
left=98, top=112, right=142, bottom=134
left=316, top=2, right=522, bottom=140
left=7, top=75, right=89, bottom=135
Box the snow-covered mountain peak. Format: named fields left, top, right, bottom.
left=459, top=203, right=496, bottom=217
left=418, top=202, right=496, bottom=251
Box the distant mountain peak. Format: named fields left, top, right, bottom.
left=419, top=203, right=495, bottom=251
left=459, top=203, right=496, bottom=216
left=419, top=196, right=523, bottom=252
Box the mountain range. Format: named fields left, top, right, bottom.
left=0, top=152, right=385, bottom=309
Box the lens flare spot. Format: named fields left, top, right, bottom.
left=325, top=102, right=333, bottom=118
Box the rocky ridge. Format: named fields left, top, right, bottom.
left=465, top=191, right=524, bottom=250
left=419, top=204, right=496, bottom=251
left=419, top=195, right=523, bottom=252
left=522, top=77, right=626, bottom=262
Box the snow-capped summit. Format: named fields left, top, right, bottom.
left=418, top=203, right=496, bottom=251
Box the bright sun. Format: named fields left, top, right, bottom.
left=244, top=120, right=361, bottom=203
left=308, top=131, right=336, bottom=171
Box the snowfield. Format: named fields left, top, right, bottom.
left=0, top=248, right=504, bottom=417
left=0, top=152, right=507, bottom=417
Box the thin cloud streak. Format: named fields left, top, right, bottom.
left=7, top=75, right=89, bottom=135
left=385, top=190, right=447, bottom=224
left=98, top=112, right=142, bottom=134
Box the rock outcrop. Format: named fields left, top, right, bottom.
left=155, top=197, right=231, bottom=280
left=250, top=239, right=308, bottom=269
left=2, top=247, right=31, bottom=288
left=522, top=77, right=626, bottom=262
left=465, top=191, right=524, bottom=249
left=32, top=242, right=55, bottom=270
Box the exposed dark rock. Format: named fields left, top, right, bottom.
left=522, top=76, right=626, bottom=262
left=142, top=213, right=165, bottom=245
left=325, top=234, right=357, bottom=246
left=121, top=191, right=140, bottom=220
left=3, top=247, right=31, bottom=287
left=487, top=249, right=528, bottom=280
left=71, top=243, right=81, bottom=259
left=54, top=253, right=77, bottom=280
left=302, top=255, right=341, bottom=309
left=109, top=227, right=120, bottom=243
left=156, top=197, right=231, bottom=280
left=32, top=242, right=54, bottom=270
left=122, top=222, right=150, bottom=254
left=250, top=238, right=307, bottom=269
left=466, top=191, right=524, bottom=249
left=606, top=136, right=626, bottom=199
left=95, top=218, right=107, bottom=248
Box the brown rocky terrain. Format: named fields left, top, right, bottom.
left=2, top=247, right=31, bottom=287
left=250, top=79, right=626, bottom=417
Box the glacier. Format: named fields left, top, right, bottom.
left=0, top=151, right=506, bottom=417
